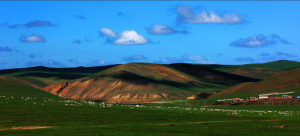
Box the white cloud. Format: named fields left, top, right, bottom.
left=99, top=28, right=150, bottom=45
left=89, top=60, right=111, bottom=66
left=114, top=30, right=149, bottom=45
left=146, top=25, right=176, bottom=34
left=230, top=34, right=291, bottom=48
left=176, top=5, right=244, bottom=24
left=181, top=54, right=215, bottom=64
left=99, top=28, right=117, bottom=37
left=19, top=34, right=46, bottom=42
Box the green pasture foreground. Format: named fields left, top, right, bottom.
left=1, top=95, right=300, bottom=136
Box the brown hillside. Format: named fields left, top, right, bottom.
left=210, top=68, right=300, bottom=98
left=210, top=82, right=253, bottom=97
left=43, top=63, right=258, bottom=103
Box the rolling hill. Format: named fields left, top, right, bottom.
left=2, top=60, right=299, bottom=103
left=201, top=60, right=300, bottom=79
left=209, top=67, right=300, bottom=101
left=0, top=77, right=63, bottom=99
left=0, top=65, right=119, bottom=88
left=43, top=63, right=259, bottom=103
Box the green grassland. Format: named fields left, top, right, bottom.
left=1, top=79, right=300, bottom=135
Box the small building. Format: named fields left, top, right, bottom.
left=250, top=97, right=257, bottom=101
left=233, top=98, right=240, bottom=102
left=259, top=95, right=268, bottom=100
left=282, top=95, right=290, bottom=99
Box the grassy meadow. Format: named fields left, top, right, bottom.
left=1, top=80, right=300, bottom=136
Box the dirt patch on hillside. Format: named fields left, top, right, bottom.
left=0, top=126, right=57, bottom=131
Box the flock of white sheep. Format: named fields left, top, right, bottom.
left=1, top=95, right=299, bottom=117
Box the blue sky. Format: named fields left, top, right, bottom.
left=0, top=1, right=299, bottom=69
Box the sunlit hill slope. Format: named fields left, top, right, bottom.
left=43, top=63, right=258, bottom=103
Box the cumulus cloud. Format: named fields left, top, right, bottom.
left=28, top=54, right=36, bottom=58
left=0, top=46, right=13, bottom=52
left=175, top=5, right=245, bottom=24
left=19, top=34, right=46, bottom=42
left=124, top=55, right=147, bottom=61
left=0, top=60, right=7, bottom=64
left=115, top=31, right=149, bottom=45
left=99, top=28, right=117, bottom=38
left=230, top=34, right=292, bottom=48
left=26, top=60, right=65, bottom=68
left=146, top=24, right=189, bottom=35
left=99, top=28, right=150, bottom=45
left=75, top=15, right=85, bottom=20
left=154, top=54, right=215, bottom=64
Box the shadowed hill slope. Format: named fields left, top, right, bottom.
left=167, top=63, right=259, bottom=85
left=209, top=67, right=300, bottom=100
left=43, top=63, right=259, bottom=103
left=0, top=65, right=119, bottom=87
